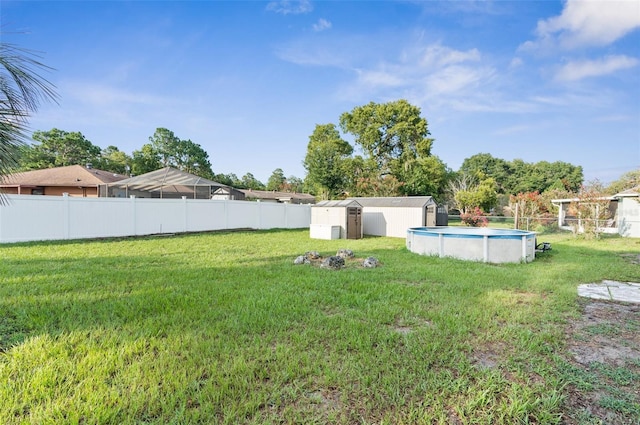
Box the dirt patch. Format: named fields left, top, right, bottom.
left=620, top=252, right=640, bottom=265
left=561, top=300, right=640, bottom=424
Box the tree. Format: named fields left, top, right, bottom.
left=606, top=169, right=640, bottom=194
left=397, top=154, right=450, bottom=198
left=140, top=128, right=214, bottom=179
left=21, top=128, right=101, bottom=169
left=131, top=144, right=161, bottom=176
left=96, top=145, right=131, bottom=175
left=505, top=159, right=583, bottom=194
left=240, top=173, right=265, bottom=190
left=454, top=177, right=498, bottom=214
left=460, top=153, right=512, bottom=194
left=570, top=181, right=612, bottom=239
left=1, top=41, right=57, bottom=192
left=303, top=123, right=353, bottom=199
left=266, top=168, right=286, bottom=191
left=339, top=100, right=433, bottom=181
left=286, top=175, right=304, bottom=193
left=460, top=154, right=583, bottom=195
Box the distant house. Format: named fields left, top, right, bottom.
left=211, top=187, right=246, bottom=201
left=0, top=165, right=127, bottom=197
left=551, top=187, right=640, bottom=237
left=551, top=195, right=617, bottom=234
left=614, top=186, right=640, bottom=238
left=238, top=189, right=316, bottom=204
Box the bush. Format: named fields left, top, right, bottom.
left=461, top=207, right=488, bottom=227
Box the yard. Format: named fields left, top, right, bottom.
left=0, top=229, right=638, bottom=424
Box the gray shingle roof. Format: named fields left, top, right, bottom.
left=346, top=196, right=435, bottom=208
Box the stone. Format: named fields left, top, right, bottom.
left=320, top=256, right=345, bottom=270
left=294, top=255, right=310, bottom=265
left=336, top=249, right=354, bottom=259
left=363, top=256, right=379, bottom=268
left=305, top=251, right=322, bottom=260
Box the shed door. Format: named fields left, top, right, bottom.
left=436, top=205, right=449, bottom=226
left=425, top=205, right=436, bottom=226
left=346, top=207, right=362, bottom=239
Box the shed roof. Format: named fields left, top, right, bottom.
left=0, top=165, right=127, bottom=187
left=614, top=186, right=640, bottom=198
left=346, top=196, right=435, bottom=208
left=314, top=200, right=361, bottom=208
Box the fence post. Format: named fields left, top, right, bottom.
left=63, top=193, right=70, bottom=240
left=130, top=196, right=137, bottom=236
left=182, top=196, right=188, bottom=233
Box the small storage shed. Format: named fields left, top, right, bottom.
left=310, top=200, right=363, bottom=240
left=347, top=196, right=443, bottom=238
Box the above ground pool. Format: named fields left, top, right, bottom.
left=406, top=226, right=536, bottom=263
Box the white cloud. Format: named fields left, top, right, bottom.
left=63, top=81, right=168, bottom=107
left=329, top=42, right=510, bottom=114
left=509, top=57, right=524, bottom=69
left=521, top=0, right=640, bottom=51
left=492, top=124, right=533, bottom=136
left=356, top=69, right=404, bottom=87
left=555, top=55, right=639, bottom=82
left=266, top=0, right=313, bottom=15
left=312, top=18, right=332, bottom=32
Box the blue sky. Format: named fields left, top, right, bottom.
left=2, top=0, right=639, bottom=185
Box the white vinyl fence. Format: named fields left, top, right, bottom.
left=0, top=195, right=311, bottom=243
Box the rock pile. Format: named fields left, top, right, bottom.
left=293, top=255, right=310, bottom=265
left=336, top=249, right=354, bottom=259
left=293, top=250, right=380, bottom=270
left=363, top=257, right=379, bottom=268
left=320, top=256, right=345, bottom=270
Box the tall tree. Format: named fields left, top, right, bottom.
left=21, top=128, right=101, bottom=169
left=146, top=128, right=214, bottom=178
left=460, top=153, right=512, bottom=194
left=606, top=169, right=640, bottom=194
left=286, top=175, right=304, bottom=193
left=96, top=145, right=131, bottom=175
left=339, top=100, right=433, bottom=181
left=303, top=123, right=353, bottom=199
left=266, top=168, right=286, bottom=191
left=131, top=144, right=161, bottom=176
left=240, top=173, right=265, bottom=190
left=398, top=154, right=450, bottom=199
left=1, top=41, right=57, bottom=191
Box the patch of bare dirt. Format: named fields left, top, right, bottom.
left=620, top=253, right=640, bottom=265
left=561, top=300, right=640, bottom=424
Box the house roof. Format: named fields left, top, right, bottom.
left=315, top=199, right=362, bottom=208
left=103, top=167, right=225, bottom=192
left=346, top=196, right=435, bottom=208
left=614, top=186, right=640, bottom=198
left=0, top=165, right=128, bottom=187
left=239, top=189, right=315, bottom=203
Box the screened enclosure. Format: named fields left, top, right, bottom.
left=100, top=167, right=227, bottom=199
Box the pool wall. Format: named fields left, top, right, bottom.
left=406, top=227, right=536, bottom=263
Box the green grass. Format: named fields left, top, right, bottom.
left=0, top=229, right=638, bottom=424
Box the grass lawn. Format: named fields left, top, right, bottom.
left=0, top=229, right=638, bottom=424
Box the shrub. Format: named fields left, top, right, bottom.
left=461, top=207, right=488, bottom=227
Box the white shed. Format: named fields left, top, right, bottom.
left=310, top=200, right=363, bottom=240
left=614, top=187, right=640, bottom=238
left=347, top=196, right=442, bottom=238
